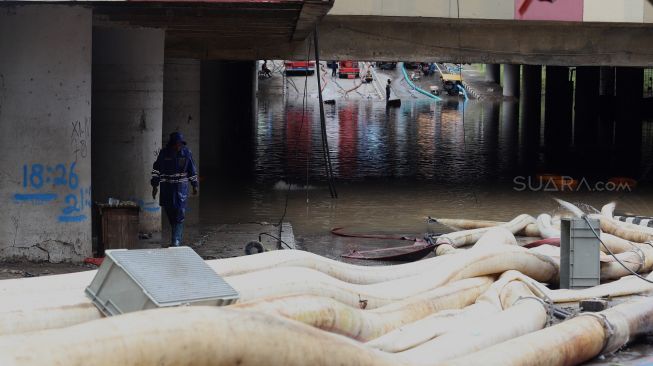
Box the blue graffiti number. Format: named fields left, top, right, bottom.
left=68, top=162, right=78, bottom=189
left=22, top=162, right=78, bottom=189
left=17, top=162, right=89, bottom=223
left=53, top=164, right=67, bottom=186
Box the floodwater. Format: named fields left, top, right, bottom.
left=195, top=68, right=653, bottom=261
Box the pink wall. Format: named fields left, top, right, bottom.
left=515, top=0, right=583, bottom=21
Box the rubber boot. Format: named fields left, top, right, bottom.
left=172, top=223, right=184, bottom=247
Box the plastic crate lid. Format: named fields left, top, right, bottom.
left=107, top=247, right=238, bottom=306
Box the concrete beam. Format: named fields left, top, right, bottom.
left=328, top=0, right=514, bottom=20
left=168, top=15, right=653, bottom=66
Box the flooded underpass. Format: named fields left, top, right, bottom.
left=7, top=2, right=653, bottom=364
left=170, top=64, right=653, bottom=365
left=189, top=64, right=653, bottom=261
left=3, top=60, right=653, bottom=365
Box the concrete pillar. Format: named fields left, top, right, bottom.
left=163, top=58, right=200, bottom=237
left=163, top=59, right=200, bottom=177
left=0, top=6, right=92, bottom=262
left=485, top=64, right=501, bottom=83
left=200, top=61, right=257, bottom=180
left=92, top=27, right=165, bottom=233
left=574, top=67, right=600, bottom=147
left=544, top=66, right=573, bottom=170
left=502, top=64, right=520, bottom=98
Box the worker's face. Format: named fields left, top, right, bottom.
left=175, top=141, right=183, bottom=152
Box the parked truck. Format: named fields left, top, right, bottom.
left=284, top=61, right=315, bottom=75
left=338, top=60, right=360, bottom=79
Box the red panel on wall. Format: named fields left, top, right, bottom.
left=515, top=0, right=583, bottom=21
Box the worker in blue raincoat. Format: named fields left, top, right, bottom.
left=151, top=132, right=198, bottom=247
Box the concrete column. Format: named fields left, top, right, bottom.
left=544, top=66, right=573, bottom=170
left=200, top=61, right=257, bottom=180
left=0, top=6, right=92, bottom=262
left=574, top=67, right=600, bottom=147
left=485, top=64, right=500, bottom=83
left=163, top=58, right=200, bottom=237
left=163, top=59, right=200, bottom=176
left=502, top=64, right=521, bottom=98
left=92, top=27, right=165, bottom=233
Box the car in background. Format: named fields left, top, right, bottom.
left=284, top=61, right=315, bottom=75
left=441, top=73, right=464, bottom=96
left=403, top=62, right=421, bottom=70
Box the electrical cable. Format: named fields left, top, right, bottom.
left=259, top=232, right=293, bottom=250
left=276, top=37, right=312, bottom=249
left=582, top=215, right=653, bottom=284
left=314, top=25, right=338, bottom=198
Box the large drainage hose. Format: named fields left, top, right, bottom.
left=401, top=63, right=441, bottom=101
left=230, top=277, right=492, bottom=341
left=441, top=296, right=653, bottom=366
left=0, top=306, right=403, bottom=366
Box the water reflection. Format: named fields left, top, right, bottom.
left=253, top=98, right=651, bottom=186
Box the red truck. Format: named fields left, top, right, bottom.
left=284, top=61, right=315, bottom=75
left=338, top=61, right=360, bottom=79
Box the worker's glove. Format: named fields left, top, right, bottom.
left=152, top=187, right=158, bottom=200
left=192, top=186, right=198, bottom=196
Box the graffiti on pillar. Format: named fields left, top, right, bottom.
left=516, top=0, right=583, bottom=21
left=13, top=162, right=91, bottom=223
left=71, top=118, right=90, bottom=161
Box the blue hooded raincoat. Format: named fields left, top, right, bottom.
left=151, top=146, right=198, bottom=210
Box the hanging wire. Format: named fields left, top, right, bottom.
left=314, top=25, right=338, bottom=198
left=275, top=37, right=313, bottom=250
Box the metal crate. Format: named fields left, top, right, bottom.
left=560, top=218, right=601, bottom=289
left=85, top=247, right=239, bottom=316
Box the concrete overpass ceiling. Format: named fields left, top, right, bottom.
left=90, top=0, right=333, bottom=59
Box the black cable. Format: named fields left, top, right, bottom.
left=276, top=36, right=312, bottom=249
left=582, top=215, right=653, bottom=284
left=259, top=232, right=293, bottom=250
left=314, top=24, right=338, bottom=198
